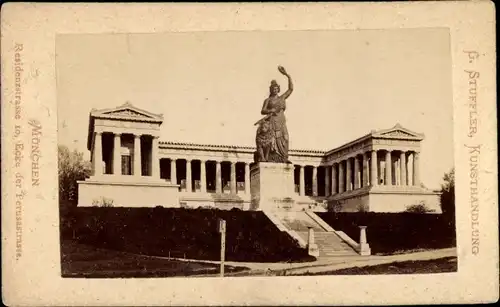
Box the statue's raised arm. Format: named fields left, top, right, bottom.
left=254, top=65, right=292, bottom=163
left=278, top=66, right=293, bottom=99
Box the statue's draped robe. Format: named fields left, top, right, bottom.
left=257, top=97, right=289, bottom=163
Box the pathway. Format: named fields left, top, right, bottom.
left=284, top=247, right=457, bottom=275
left=168, top=248, right=457, bottom=276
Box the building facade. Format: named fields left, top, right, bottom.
left=77, top=103, right=441, bottom=213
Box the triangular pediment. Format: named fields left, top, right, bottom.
left=91, top=102, right=163, bottom=122
left=380, top=129, right=416, bottom=137
left=104, top=108, right=153, bottom=119
left=372, top=124, right=424, bottom=139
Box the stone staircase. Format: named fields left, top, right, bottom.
left=274, top=211, right=358, bottom=257
left=279, top=213, right=324, bottom=232
left=297, top=231, right=358, bottom=257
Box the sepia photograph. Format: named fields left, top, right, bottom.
left=2, top=2, right=497, bottom=305
left=57, top=29, right=457, bottom=278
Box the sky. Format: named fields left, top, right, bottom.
left=56, top=28, right=453, bottom=189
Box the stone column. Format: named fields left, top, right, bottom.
left=395, top=159, right=400, bottom=185
left=92, top=132, right=102, bottom=176
left=244, top=163, right=250, bottom=194
left=324, top=166, right=330, bottom=197
left=413, top=151, right=420, bottom=187
left=200, top=160, right=207, bottom=193
left=331, top=164, right=337, bottom=195
left=338, top=162, right=345, bottom=193
left=151, top=136, right=160, bottom=179
left=385, top=150, right=392, bottom=186
left=299, top=165, right=305, bottom=196
left=370, top=150, right=378, bottom=186
left=170, top=159, right=177, bottom=184
left=312, top=166, right=318, bottom=196
left=363, top=152, right=369, bottom=187
left=346, top=158, right=352, bottom=191
left=113, top=133, right=121, bottom=176
left=133, top=134, right=141, bottom=177
left=400, top=155, right=406, bottom=185
left=186, top=159, right=192, bottom=192
left=354, top=156, right=360, bottom=189
left=215, top=161, right=222, bottom=193
left=230, top=161, right=237, bottom=194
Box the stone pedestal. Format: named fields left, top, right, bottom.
left=250, top=162, right=295, bottom=211
left=358, top=226, right=371, bottom=256
left=307, top=227, right=320, bottom=257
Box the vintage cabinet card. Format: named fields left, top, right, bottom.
left=1, top=2, right=498, bottom=306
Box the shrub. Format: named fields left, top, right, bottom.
left=72, top=207, right=315, bottom=263
left=356, top=203, right=368, bottom=213
left=405, top=202, right=435, bottom=213
left=316, top=212, right=456, bottom=255
left=328, top=200, right=343, bottom=212
left=92, top=197, right=115, bottom=207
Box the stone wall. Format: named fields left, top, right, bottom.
left=78, top=180, right=180, bottom=207
left=327, top=190, right=441, bottom=213
left=369, top=192, right=441, bottom=213
left=333, top=194, right=370, bottom=212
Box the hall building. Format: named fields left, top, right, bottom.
left=77, top=102, right=441, bottom=213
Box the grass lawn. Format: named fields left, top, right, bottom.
left=295, top=256, right=458, bottom=276
left=61, top=240, right=249, bottom=278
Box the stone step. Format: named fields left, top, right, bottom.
left=319, top=252, right=357, bottom=256
left=277, top=212, right=326, bottom=232
left=294, top=230, right=358, bottom=256
left=315, top=236, right=344, bottom=239
left=281, top=220, right=324, bottom=232
left=320, top=248, right=357, bottom=253
left=306, top=236, right=344, bottom=242
left=318, top=244, right=350, bottom=247
left=319, top=249, right=353, bottom=253
left=321, top=248, right=354, bottom=252
left=316, top=241, right=347, bottom=245
left=320, top=243, right=352, bottom=247
left=274, top=212, right=358, bottom=257
left=320, top=249, right=355, bottom=253
left=320, top=244, right=353, bottom=249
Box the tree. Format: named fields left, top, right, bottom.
left=440, top=168, right=455, bottom=219
left=58, top=145, right=91, bottom=210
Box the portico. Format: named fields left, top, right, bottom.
left=78, top=103, right=440, bottom=212
left=77, top=102, right=180, bottom=207
left=322, top=124, right=439, bottom=212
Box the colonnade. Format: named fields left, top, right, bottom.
left=326, top=149, right=420, bottom=196
left=92, top=131, right=159, bottom=178
left=165, top=159, right=251, bottom=195
left=293, top=149, right=420, bottom=197
left=92, top=132, right=422, bottom=198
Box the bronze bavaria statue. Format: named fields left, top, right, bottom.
left=255, top=66, right=293, bottom=163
